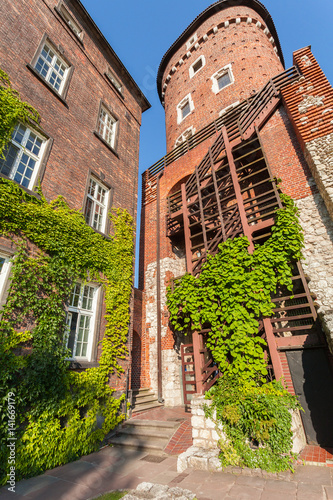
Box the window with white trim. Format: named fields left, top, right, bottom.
left=84, top=177, right=109, bottom=232
left=65, top=282, right=98, bottom=361
left=98, top=106, right=118, bottom=149
left=186, top=33, right=197, bottom=49
left=177, top=94, right=194, bottom=124
left=175, top=127, right=195, bottom=148
left=189, top=56, right=205, bottom=78
left=0, top=254, right=11, bottom=305
left=59, top=4, right=83, bottom=38
left=211, top=64, right=234, bottom=94
left=34, top=42, right=69, bottom=94
left=106, top=68, right=122, bottom=94
left=0, top=123, right=46, bottom=189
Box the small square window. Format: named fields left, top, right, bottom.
left=211, top=64, right=234, bottom=94
left=65, top=282, right=98, bottom=361
left=181, top=102, right=191, bottom=119
left=186, top=33, right=197, bottom=50
left=0, top=123, right=46, bottom=189
left=34, top=42, right=69, bottom=95
left=217, top=72, right=232, bottom=90
left=98, top=106, right=118, bottom=150
left=189, top=56, right=205, bottom=78
left=176, top=94, right=194, bottom=124
left=84, top=177, right=109, bottom=233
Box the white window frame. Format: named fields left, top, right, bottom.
left=106, top=68, right=122, bottom=94
left=34, top=42, right=69, bottom=95
left=186, top=33, right=197, bottom=50
left=175, top=127, right=195, bottom=148
left=84, top=176, right=109, bottom=233
left=59, top=4, right=83, bottom=39
left=0, top=123, right=46, bottom=190
left=189, top=55, right=205, bottom=78
left=211, top=64, right=234, bottom=94
left=65, top=282, right=99, bottom=362
left=98, top=105, right=118, bottom=150
left=0, top=253, right=12, bottom=306
left=177, top=94, right=194, bottom=124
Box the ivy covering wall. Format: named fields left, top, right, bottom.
left=167, top=194, right=304, bottom=471
left=0, top=69, right=134, bottom=482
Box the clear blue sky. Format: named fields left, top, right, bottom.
left=81, top=0, right=332, bottom=284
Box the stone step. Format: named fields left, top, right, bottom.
left=132, top=394, right=159, bottom=405
left=108, top=435, right=168, bottom=455
left=124, top=419, right=180, bottom=432
left=132, top=401, right=164, bottom=413
left=109, top=419, right=180, bottom=455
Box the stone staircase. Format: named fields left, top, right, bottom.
left=109, top=419, right=180, bottom=455
left=131, top=387, right=163, bottom=414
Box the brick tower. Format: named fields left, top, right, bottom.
left=137, top=0, right=333, bottom=447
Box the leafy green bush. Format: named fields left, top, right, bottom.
left=205, top=376, right=301, bottom=472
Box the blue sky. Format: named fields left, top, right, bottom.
left=81, top=0, right=332, bottom=283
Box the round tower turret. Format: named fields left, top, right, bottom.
left=157, top=0, right=285, bottom=152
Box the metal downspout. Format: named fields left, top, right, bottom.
left=156, top=171, right=164, bottom=403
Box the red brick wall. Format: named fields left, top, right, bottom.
left=161, top=6, right=284, bottom=151
left=0, top=0, right=144, bottom=219
left=0, top=0, right=147, bottom=391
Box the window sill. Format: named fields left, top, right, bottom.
left=0, top=173, right=42, bottom=200
left=26, top=64, right=69, bottom=107
left=93, top=131, right=119, bottom=158
left=68, top=360, right=99, bottom=370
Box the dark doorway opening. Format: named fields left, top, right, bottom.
left=286, top=348, right=333, bottom=447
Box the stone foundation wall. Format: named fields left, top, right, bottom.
left=296, top=192, right=333, bottom=351
left=145, top=256, right=186, bottom=406
left=190, top=394, right=305, bottom=455
left=191, top=396, right=224, bottom=449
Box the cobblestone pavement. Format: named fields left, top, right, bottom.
left=1, top=446, right=333, bottom=500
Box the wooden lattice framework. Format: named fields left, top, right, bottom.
left=164, top=66, right=325, bottom=403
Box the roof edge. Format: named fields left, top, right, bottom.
left=75, top=0, right=151, bottom=112
left=157, top=0, right=285, bottom=103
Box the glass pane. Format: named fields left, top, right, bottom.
left=84, top=197, right=93, bottom=225
left=0, top=144, right=18, bottom=177
left=67, top=311, right=78, bottom=356
left=70, top=283, right=81, bottom=307
left=218, top=72, right=231, bottom=90
left=181, top=102, right=191, bottom=119
left=0, top=257, right=5, bottom=273
left=82, top=286, right=94, bottom=310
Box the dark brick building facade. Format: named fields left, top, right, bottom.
left=137, top=0, right=333, bottom=448
left=0, top=0, right=149, bottom=387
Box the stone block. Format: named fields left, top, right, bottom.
left=188, top=455, right=208, bottom=470
left=191, top=415, right=205, bottom=428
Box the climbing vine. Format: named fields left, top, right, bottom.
left=167, top=194, right=304, bottom=381
left=0, top=69, right=134, bottom=483
left=167, top=194, right=304, bottom=470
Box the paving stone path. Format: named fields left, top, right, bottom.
left=1, top=446, right=333, bottom=500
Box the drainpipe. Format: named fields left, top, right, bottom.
left=156, top=171, right=164, bottom=403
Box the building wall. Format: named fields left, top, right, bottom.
left=0, top=0, right=148, bottom=389
left=0, top=0, right=146, bottom=219
left=160, top=5, right=283, bottom=151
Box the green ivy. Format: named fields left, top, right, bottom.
left=204, top=376, right=301, bottom=472
left=167, top=193, right=303, bottom=381
left=167, top=193, right=304, bottom=470
left=0, top=69, right=134, bottom=483
left=0, top=68, right=39, bottom=158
